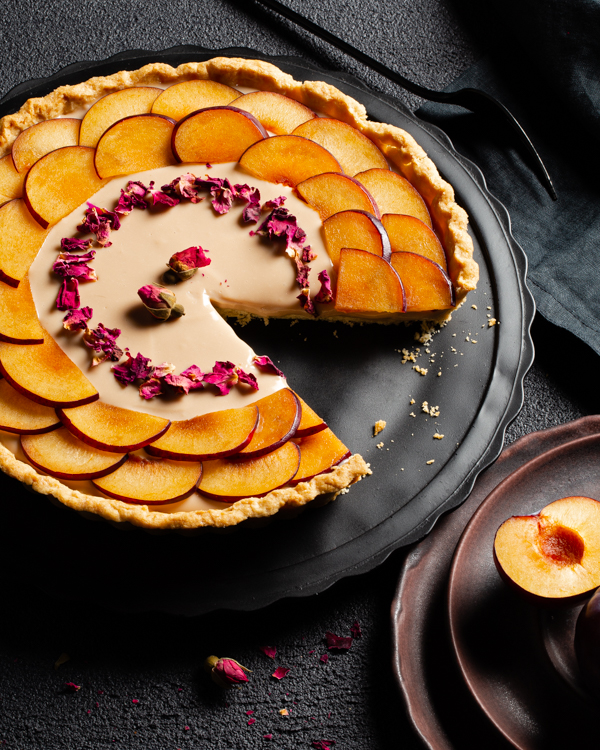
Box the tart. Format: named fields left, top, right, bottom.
left=0, top=57, right=477, bottom=529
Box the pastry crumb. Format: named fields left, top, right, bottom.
left=471, top=304, right=477, bottom=309
left=413, top=365, right=428, bottom=376
left=410, top=398, right=415, bottom=405
left=410, top=412, right=416, bottom=418
left=426, top=459, right=435, bottom=465
left=433, top=433, right=444, bottom=440
left=279, top=709, right=289, bottom=716
left=373, top=420, right=386, bottom=436
left=437, top=372, right=442, bottom=377
left=488, top=318, right=497, bottom=326
left=376, top=442, right=384, bottom=449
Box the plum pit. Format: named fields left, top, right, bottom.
left=538, top=522, right=585, bottom=566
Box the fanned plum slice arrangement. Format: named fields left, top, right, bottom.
left=0, top=379, right=60, bottom=435
left=21, top=427, right=127, bottom=480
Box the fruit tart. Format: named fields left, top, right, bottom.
left=0, top=57, right=477, bottom=529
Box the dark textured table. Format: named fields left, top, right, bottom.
left=0, top=2, right=597, bottom=748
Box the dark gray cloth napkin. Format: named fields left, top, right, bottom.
left=418, top=0, right=600, bottom=354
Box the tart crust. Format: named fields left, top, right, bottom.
left=0, top=57, right=475, bottom=528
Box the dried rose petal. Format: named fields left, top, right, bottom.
left=203, top=360, right=238, bottom=396
left=161, top=173, right=204, bottom=203
left=145, top=180, right=180, bottom=208
left=315, top=270, right=333, bottom=304
left=312, top=741, right=336, bottom=749
left=164, top=372, right=203, bottom=394
left=260, top=646, right=277, bottom=659
left=350, top=621, right=362, bottom=638
left=196, top=176, right=235, bottom=214
left=63, top=306, right=93, bottom=331
left=56, top=278, right=80, bottom=311
left=139, top=376, right=164, bottom=400
left=236, top=368, right=259, bottom=391
left=152, top=362, right=176, bottom=379
left=64, top=682, right=81, bottom=692
left=115, top=180, right=149, bottom=214
left=60, top=237, right=93, bottom=253
left=248, top=718, right=256, bottom=726
left=297, top=288, right=317, bottom=317
left=262, top=196, right=286, bottom=211
left=325, top=632, right=352, bottom=651
left=319, top=654, right=329, bottom=664
left=295, top=262, right=310, bottom=289
left=271, top=667, right=290, bottom=680
left=204, top=656, right=250, bottom=688
left=77, top=203, right=121, bottom=247
left=82, top=323, right=123, bottom=366
left=112, top=351, right=154, bottom=385
left=53, top=250, right=97, bottom=281
left=253, top=356, right=285, bottom=378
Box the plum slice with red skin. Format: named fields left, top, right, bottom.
left=231, top=388, right=301, bottom=460
left=0, top=378, right=60, bottom=435
left=335, top=247, right=406, bottom=314
left=172, top=106, right=267, bottom=164
left=79, top=87, right=162, bottom=147
left=93, top=455, right=202, bottom=505
left=0, top=154, right=25, bottom=204
left=12, top=118, right=80, bottom=173
left=296, top=173, right=380, bottom=221
left=197, top=441, right=300, bottom=502
left=290, top=428, right=351, bottom=485
left=151, top=80, right=240, bottom=121
left=0, top=275, right=45, bottom=344
left=382, top=214, right=447, bottom=271
left=389, top=251, right=454, bottom=312
left=58, top=401, right=170, bottom=453
left=323, top=209, right=391, bottom=270
left=0, top=199, right=49, bottom=287
left=234, top=91, right=316, bottom=135
left=354, top=168, right=432, bottom=228
left=21, top=427, right=127, bottom=480
left=294, top=394, right=327, bottom=438
left=145, top=403, right=259, bottom=461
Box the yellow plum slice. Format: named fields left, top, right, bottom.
left=234, top=388, right=301, bottom=460
left=0, top=275, right=45, bottom=344
left=294, top=394, right=327, bottom=438
left=238, top=134, right=342, bottom=188
left=198, top=441, right=300, bottom=502
left=151, top=80, right=240, bottom=121
left=0, top=199, right=49, bottom=287
left=355, top=168, right=432, bottom=228
left=0, top=154, right=25, bottom=204
left=291, top=428, right=351, bottom=485
left=12, top=118, right=80, bottom=173
left=323, top=209, right=391, bottom=269
left=382, top=214, right=447, bottom=271
left=296, top=173, right=379, bottom=221
left=389, top=251, right=454, bottom=312
left=0, top=379, right=60, bottom=434
left=79, top=86, right=162, bottom=147
left=234, top=91, right=316, bottom=134
left=335, top=247, right=406, bottom=314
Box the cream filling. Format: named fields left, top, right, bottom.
left=28, top=163, right=332, bottom=422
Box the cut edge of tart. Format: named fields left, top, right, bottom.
left=0, top=56, right=475, bottom=528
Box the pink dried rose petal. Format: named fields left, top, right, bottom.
left=161, top=173, right=204, bottom=203
left=180, top=364, right=204, bottom=384
left=260, top=646, right=277, bottom=659
left=295, top=262, right=310, bottom=288
left=152, top=362, right=176, bottom=379
left=60, top=237, right=92, bottom=253
left=312, top=741, right=336, bottom=749
left=164, top=372, right=203, bottom=394
left=196, top=176, right=235, bottom=214
left=64, top=682, right=81, bottom=692
left=350, top=621, right=362, bottom=638
left=77, top=203, right=121, bottom=247
left=112, top=351, right=154, bottom=385
left=319, top=654, right=329, bottom=664
left=82, top=323, right=123, bottom=366
left=53, top=250, right=97, bottom=281
left=262, top=196, right=286, bottom=211
left=139, top=376, right=164, bottom=400
left=253, top=356, right=285, bottom=378
left=56, top=277, right=80, bottom=311
left=115, top=180, right=149, bottom=214
left=271, top=667, right=290, bottom=680
left=325, top=632, right=352, bottom=651
left=248, top=718, right=256, bottom=726
left=315, top=270, right=333, bottom=304
left=236, top=368, right=259, bottom=391
left=63, top=306, right=93, bottom=331
left=297, top=288, right=317, bottom=317
left=203, top=360, right=238, bottom=396
left=146, top=180, right=180, bottom=207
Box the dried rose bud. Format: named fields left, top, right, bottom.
left=167, top=246, right=211, bottom=281
left=204, top=655, right=251, bottom=688
left=137, top=284, right=185, bottom=321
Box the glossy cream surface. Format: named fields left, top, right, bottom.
left=28, top=163, right=332, bottom=421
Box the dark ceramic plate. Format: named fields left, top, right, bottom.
left=448, top=426, right=600, bottom=749
left=0, top=46, right=533, bottom=615
left=392, top=416, right=600, bottom=750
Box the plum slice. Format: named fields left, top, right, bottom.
left=354, top=168, right=432, bottom=228
left=389, top=252, right=454, bottom=311
left=382, top=214, right=447, bottom=271
left=234, top=91, right=316, bottom=134
left=0, top=154, right=25, bottom=204
left=296, top=173, right=379, bottom=221
left=335, top=247, right=406, bottom=314
left=145, top=403, right=259, bottom=461
left=232, top=388, right=301, bottom=460
left=93, top=455, right=202, bottom=505
left=292, top=118, right=388, bottom=176
left=23, top=146, right=108, bottom=229
left=294, top=394, right=327, bottom=438
left=238, top=134, right=342, bottom=188
left=58, top=401, right=170, bottom=453
left=79, top=86, right=162, bottom=147
left=197, top=441, right=300, bottom=502
left=0, top=330, right=98, bottom=408
left=95, top=114, right=177, bottom=179
left=12, top=118, right=80, bottom=173
left=0, top=199, right=49, bottom=287
left=172, top=106, right=267, bottom=164
left=323, top=210, right=391, bottom=270
left=0, top=378, right=60, bottom=435
left=21, top=427, right=126, bottom=480
left=151, top=80, right=240, bottom=121
left=0, top=275, right=45, bottom=344
left=290, top=428, right=351, bottom=485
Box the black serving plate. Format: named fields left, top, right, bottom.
left=0, top=46, right=534, bottom=615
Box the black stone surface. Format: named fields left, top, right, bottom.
left=0, top=2, right=597, bottom=749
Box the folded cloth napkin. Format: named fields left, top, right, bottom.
left=418, top=0, right=600, bottom=354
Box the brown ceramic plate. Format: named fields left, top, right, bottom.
left=448, top=425, right=600, bottom=749
left=392, top=416, right=600, bottom=750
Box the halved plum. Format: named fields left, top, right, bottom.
left=389, top=251, right=454, bottom=311
left=95, top=114, right=177, bottom=179
left=21, top=427, right=126, bottom=480
left=296, top=173, right=379, bottom=221
left=79, top=87, right=162, bottom=147
left=0, top=199, right=49, bottom=287
left=335, top=247, right=406, bottom=314
left=292, top=118, right=388, bottom=176
left=0, top=330, right=98, bottom=407
left=0, top=379, right=60, bottom=435
left=93, top=455, right=202, bottom=505
left=58, top=401, right=170, bottom=453
left=354, top=168, right=432, bottom=228
left=151, top=80, right=240, bottom=121
left=198, top=441, right=300, bottom=502
left=238, top=134, right=342, bottom=188
left=0, top=275, right=45, bottom=344
left=382, top=214, right=447, bottom=271
left=0, top=154, right=25, bottom=204
left=145, top=403, right=259, bottom=461
left=172, top=106, right=267, bottom=164
left=234, top=91, right=316, bottom=134
left=23, top=146, right=108, bottom=228
left=12, top=118, right=80, bottom=173
left=232, top=388, right=301, bottom=460
left=290, top=428, right=351, bottom=485
left=323, top=210, right=391, bottom=269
